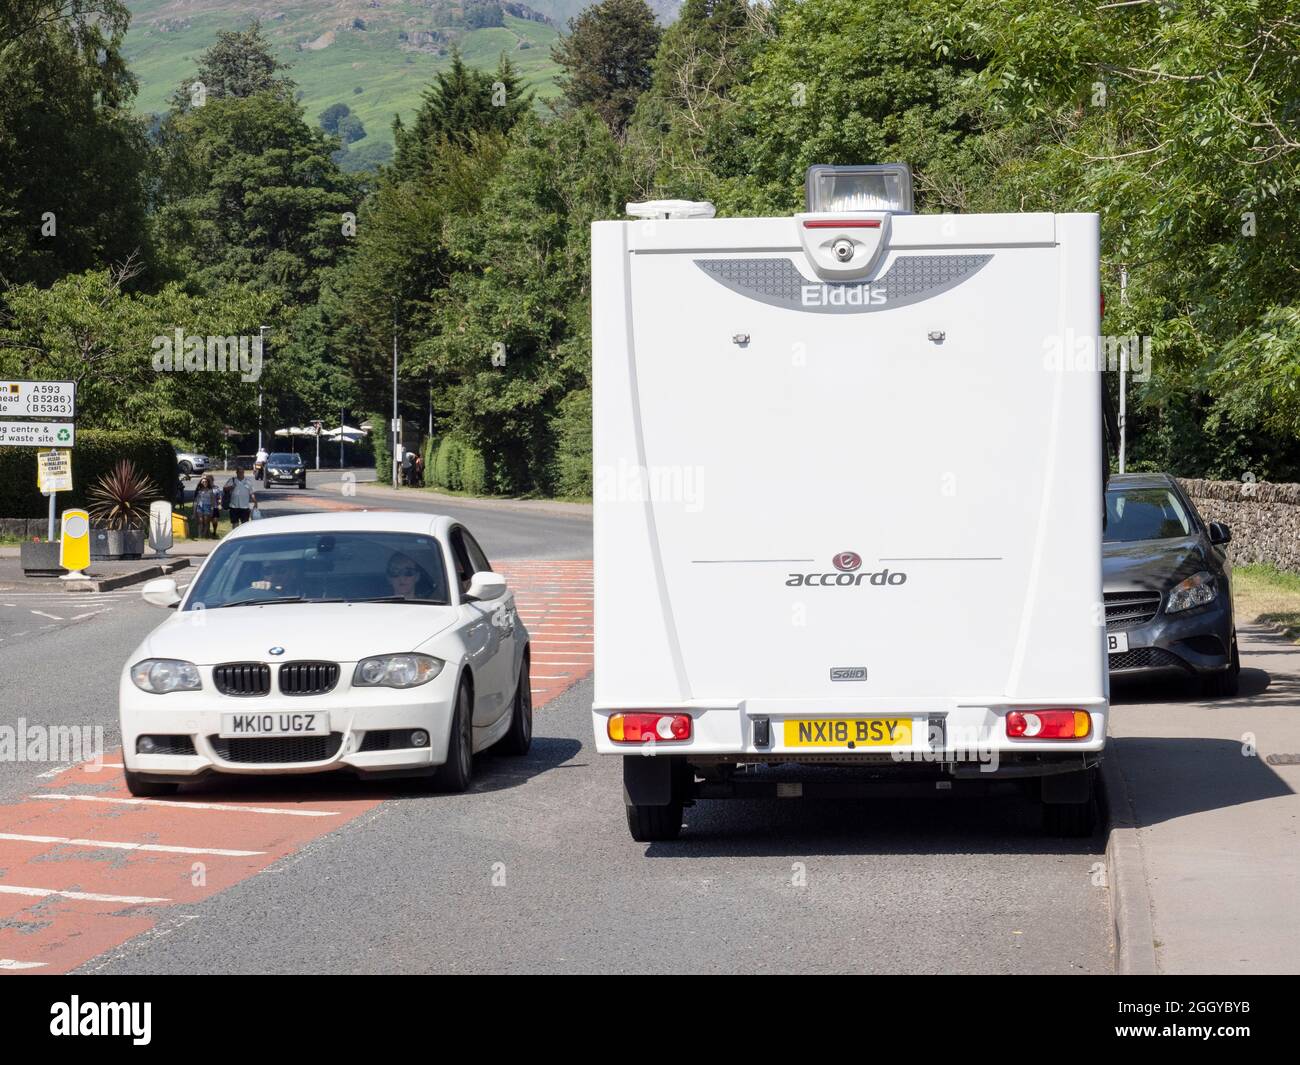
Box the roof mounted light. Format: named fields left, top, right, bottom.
left=804, top=164, right=913, bottom=214
left=625, top=200, right=716, bottom=221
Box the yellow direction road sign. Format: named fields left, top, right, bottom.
left=37, top=449, right=72, bottom=492
left=60, top=508, right=90, bottom=575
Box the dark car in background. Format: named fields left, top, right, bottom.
left=263, top=452, right=307, bottom=489
left=1103, top=472, right=1239, bottom=697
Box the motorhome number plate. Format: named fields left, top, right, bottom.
left=783, top=719, right=912, bottom=748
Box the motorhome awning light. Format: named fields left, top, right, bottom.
left=804, top=164, right=914, bottom=214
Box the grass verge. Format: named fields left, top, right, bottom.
left=1233, top=564, right=1300, bottom=643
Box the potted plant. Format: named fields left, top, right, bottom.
left=87, top=460, right=158, bottom=560
left=20, top=536, right=62, bottom=576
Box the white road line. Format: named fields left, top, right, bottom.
left=0, top=959, right=49, bottom=970
left=30, top=610, right=63, bottom=621
left=0, top=833, right=264, bottom=857
left=70, top=609, right=112, bottom=621
left=35, top=764, right=74, bottom=780
left=0, top=884, right=171, bottom=905
left=32, top=794, right=339, bottom=817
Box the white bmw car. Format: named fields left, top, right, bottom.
left=119, top=512, right=531, bottom=796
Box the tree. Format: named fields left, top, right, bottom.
left=626, top=0, right=771, bottom=199
left=0, top=0, right=152, bottom=287
left=154, top=90, right=358, bottom=304
left=337, top=113, right=366, bottom=144
left=318, top=102, right=352, bottom=135
left=552, top=0, right=661, bottom=136
left=419, top=111, right=631, bottom=492
left=941, top=0, right=1300, bottom=475
left=178, top=20, right=292, bottom=105
left=0, top=264, right=275, bottom=447
left=393, top=50, right=532, bottom=177
left=709, top=0, right=991, bottom=215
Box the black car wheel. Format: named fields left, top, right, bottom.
left=1202, top=633, right=1241, bottom=698
left=496, top=656, right=532, bottom=756
left=432, top=681, right=474, bottom=792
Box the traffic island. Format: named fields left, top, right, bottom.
left=0, top=553, right=191, bottom=592
left=58, top=557, right=191, bottom=592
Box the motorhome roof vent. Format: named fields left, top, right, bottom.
left=625, top=200, right=716, bottom=220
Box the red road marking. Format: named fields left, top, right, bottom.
left=0, top=559, right=593, bottom=975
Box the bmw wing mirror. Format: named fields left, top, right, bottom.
left=465, top=571, right=506, bottom=603
left=141, top=577, right=182, bottom=608
left=1208, top=522, right=1232, bottom=546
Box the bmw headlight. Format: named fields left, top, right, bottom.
left=1166, top=571, right=1217, bottom=614
left=131, top=659, right=202, bottom=694
left=353, top=654, right=443, bottom=689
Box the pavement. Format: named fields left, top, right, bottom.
left=1105, top=624, right=1300, bottom=974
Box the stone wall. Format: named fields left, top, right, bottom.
left=1179, top=479, right=1300, bottom=573
left=0, top=517, right=53, bottom=541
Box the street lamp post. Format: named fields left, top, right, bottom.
left=392, top=303, right=399, bottom=490
left=258, top=325, right=270, bottom=452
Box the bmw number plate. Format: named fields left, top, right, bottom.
left=220, top=712, right=329, bottom=738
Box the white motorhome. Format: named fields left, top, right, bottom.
left=591, top=164, right=1108, bottom=841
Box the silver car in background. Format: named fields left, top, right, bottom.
left=177, top=450, right=209, bottom=476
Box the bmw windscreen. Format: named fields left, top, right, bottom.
left=182, top=532, right=451, bottom=608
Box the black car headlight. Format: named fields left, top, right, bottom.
left=1166, top=571, right=1217, bottom=613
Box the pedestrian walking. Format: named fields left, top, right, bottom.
left=413, top=452, right=425, bottom=487
left=228, top=467, right=257, bottom=527
left=193, top=475, right=220, bottom=538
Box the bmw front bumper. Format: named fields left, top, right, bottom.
left=119, top=665, right=460, bottom=781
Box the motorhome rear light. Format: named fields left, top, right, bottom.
left=1006, top=710, right=1091, bottom=739
left=802, top=219, right=882, bottom=229
left=805, top=163, right=914, bottom=213
left=608, top=712, right=692, bottom=743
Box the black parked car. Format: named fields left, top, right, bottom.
left=262, top=452, right=307, bottom=489
left=1103, top=472, right=1239, bottom=696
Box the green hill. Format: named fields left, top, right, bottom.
left=121, top=1, right=568, bottom=151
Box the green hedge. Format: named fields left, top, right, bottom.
left=428, top=433, right=488, bottom=494
left=370, top=412, right=392, bottom=481
left=550, top=388, right=592, bottom=498
left=433, top=435, right=464, bottom=490
left=461, top=445, right=487, bottom=495
left=0, top=431, right=177, bottom=520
